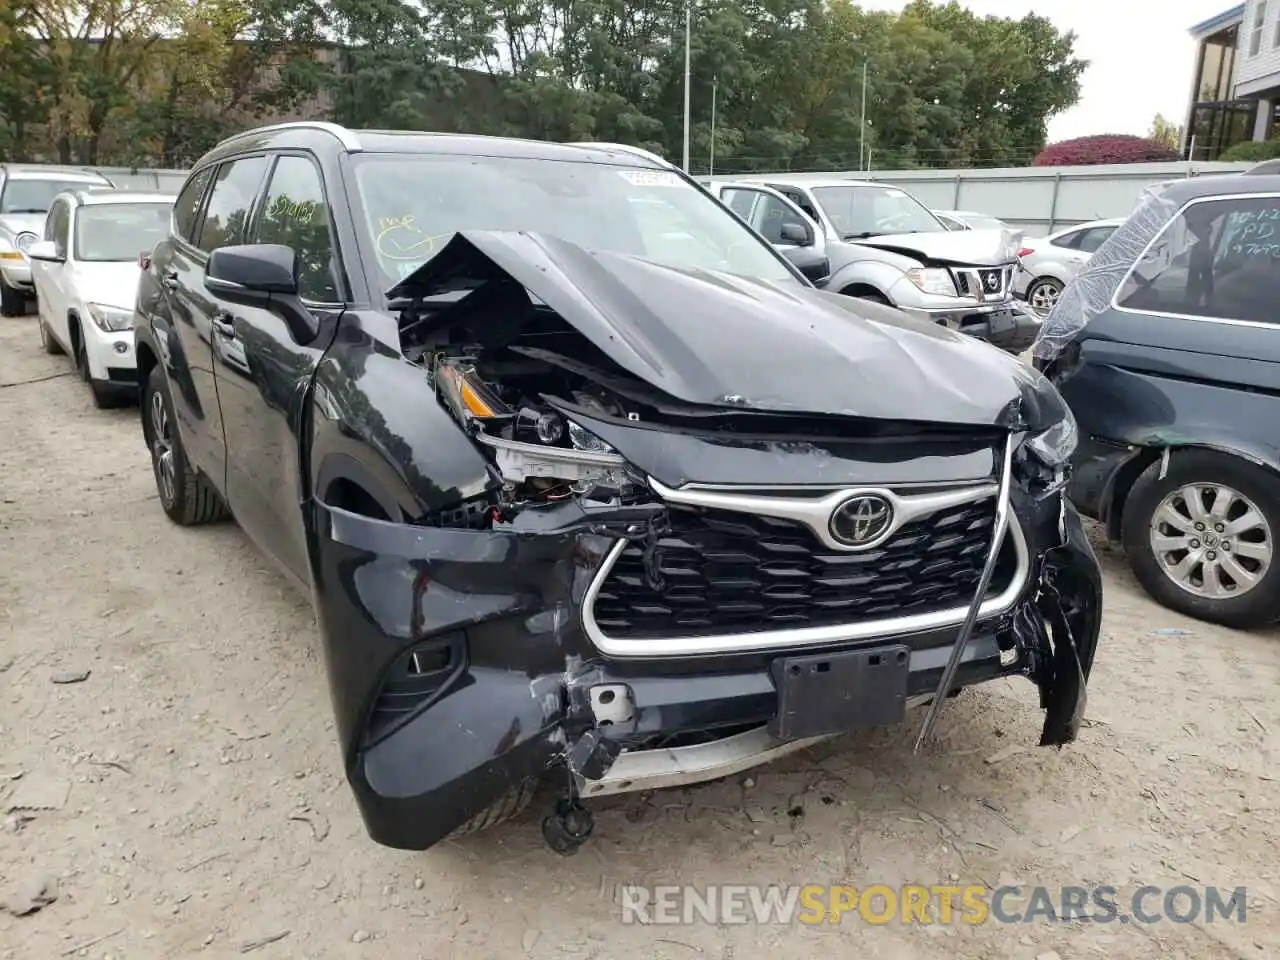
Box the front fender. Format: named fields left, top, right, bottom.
left=826, top=258, right=909, bottom=299
left=306, top=315, right=496, bottom=524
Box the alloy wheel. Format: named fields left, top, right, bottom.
left=1029, top=281, right=1061, bottom=314
left=1148, top=483, right=1273, bottom=599
left=149, top=390, right=176, bottom=507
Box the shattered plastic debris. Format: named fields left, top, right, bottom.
left=6, top=770, right=70, bottom=811
left=1033, top=184, right=1180, bottom=363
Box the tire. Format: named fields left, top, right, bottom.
left=1, top=279, right=24, bottom=317
left=38, top=317, right=63, bottom=355
left=447, top=780, right=537, bottom=839
left=1026, top=277, right=1063, bottom=315
left=74, top=333, right=91, bottom=383
left=846, top=289, right=892, bottom=307
left=143, top=364, right=229, bottom=526
left=1121, top=450, right=1280, bottom=628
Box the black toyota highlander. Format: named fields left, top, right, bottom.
left=133, top=121, right=1102, bottom=854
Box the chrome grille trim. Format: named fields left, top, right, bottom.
left=646, top=476, right=997, bottom=554
left=582, top=476, right=1030, bottom=658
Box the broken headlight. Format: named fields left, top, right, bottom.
left=1015, top=372, right=1078, bottom=498
left=434, top=358, right=633, bottom=493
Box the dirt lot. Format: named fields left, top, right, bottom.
left=1, top=314, right=1277, bottom=960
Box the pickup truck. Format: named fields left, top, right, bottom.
left=706, top=176, right=1040, bottom=354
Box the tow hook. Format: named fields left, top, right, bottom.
left=542, top=797, right=595, bottom=855
left=541, top=728, right=617, bottom=855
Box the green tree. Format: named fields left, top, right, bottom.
left=1148, top=113, right=1183, bottom=152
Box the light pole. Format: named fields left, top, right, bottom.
left=709, top=75, right=717, bottom=176
left=859, top=60, right=868, bottom=171
left=682, top=1, right=692, bottom=172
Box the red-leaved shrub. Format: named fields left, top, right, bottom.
left=1033, top=135, right=1181, bottom=166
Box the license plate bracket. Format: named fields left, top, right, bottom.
left=769, top=645, right=911, bottom=740
left=986, top=309, right=1015, bottom=334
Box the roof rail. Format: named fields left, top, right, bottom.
left=218, top=121, right=362, bottom=152
left=566, top=141, right=671, bottom=167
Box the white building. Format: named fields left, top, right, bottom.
left=1184, top=1, right=1279, bottom=158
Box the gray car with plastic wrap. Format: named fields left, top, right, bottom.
left=131, top=122, right=1102, bottom=855
left=726, top=177, right=1042, bottom=354
left=1035, top=171, right=1280, bottom=628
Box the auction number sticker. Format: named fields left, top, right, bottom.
left=618, top=170, right=683, bottom=187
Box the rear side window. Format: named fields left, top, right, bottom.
left=254, top=155, right=341, bottom=302
left=1049, top=229, right=1083, bottom=249
left=197, top=156, right=269, bottom=253
left=1116, top=194, right=1280, bottom=324
left=1075, top=226, right=1116, bottom=253
left=173, top=167, right=213, bottom=243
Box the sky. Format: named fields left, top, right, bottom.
left=863, top=0, right=1236, bottom=140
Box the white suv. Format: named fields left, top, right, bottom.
left=28, top=190, right=173, bottom=407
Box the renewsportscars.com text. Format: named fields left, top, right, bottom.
left=616, top=883, right=1248, bottom=926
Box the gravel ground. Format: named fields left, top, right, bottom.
left=1, top=313, right=1278, bottom=960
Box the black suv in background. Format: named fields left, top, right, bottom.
left=1036, top=172, right=1280, bottom=628
left=134, top=121, right=1101, bottom=853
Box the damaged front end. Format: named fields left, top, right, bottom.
left=310, top=231, right=1103, bottom=853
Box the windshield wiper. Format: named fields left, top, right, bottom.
left=3, top=208, right=47, bottom=214
left=842, top=231, right=885, bottom=240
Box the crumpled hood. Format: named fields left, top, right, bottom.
left=0, top=214, right=43, bottom=241
left=852, top=227, right=1023, bottom=266
left=389, top=230, right=1035, bottom=427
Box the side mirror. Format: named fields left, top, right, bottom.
left=27, top=240, right=63, bottom=263
left=779, top=221, right=811, bottom=246
left=205, top=244, right=299, bottom=301
left=782, top=246, right=831, bottom=285
left=204, top=243, right=318, bottom=344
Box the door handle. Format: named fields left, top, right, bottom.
left=212, top=313, right=237, bottom=339
left=161, top=271, right=179, bottom=291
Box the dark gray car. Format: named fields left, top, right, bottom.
left=1035, top=173, right=1280, bottom=628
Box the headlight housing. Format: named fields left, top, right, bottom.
left=87, top=303, right=134, bottom=332
left=1015, top=370, right=1078, bottom=498
left=905, top=267, right=957, bottom=297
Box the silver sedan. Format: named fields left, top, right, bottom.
left=1013, top=217, right=1125, bottom=315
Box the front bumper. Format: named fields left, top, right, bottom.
left=0, top=260, right=33, bottom=289
left=310, top=478, right=1102, bottom=851
left=901, top=300, right=1041, bottom=354
left=82, top=324, right=138, bottom=384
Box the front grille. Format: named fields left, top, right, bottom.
left=953, top=266, right=1012, bottom=301
left=590, top=498, right=1016, bottom=640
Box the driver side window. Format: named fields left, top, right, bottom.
left=44, top=199, right=70, bottom=256
left=254, top=155, right=341, bottom=303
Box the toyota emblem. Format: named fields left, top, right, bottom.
left=829, top=494, right=894, bottom=548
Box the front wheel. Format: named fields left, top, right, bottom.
left=1, top=279, right=25, bottom=317
left=1122, top=450, right=1280, bottom=628
left=143, top=365, right=229, bottom=526
left=39, top=317, right=63, bottom=355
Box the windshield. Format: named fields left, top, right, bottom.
left=964, top=215, right=1007, bottom=231
left=811, top=185, right=946, bottom=238
left=351, top=154, right=796, bottom=290
left=74, top=203, right=172, bottom=262
left=1, top=179, right=102, bottom=215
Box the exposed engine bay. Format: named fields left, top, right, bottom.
left=396, top=278, right=653, bottom=525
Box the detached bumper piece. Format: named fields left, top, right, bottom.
left=311, top=442, right=1101, bottom=853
